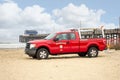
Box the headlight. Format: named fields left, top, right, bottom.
left=30, top=44, right=36, bottom=49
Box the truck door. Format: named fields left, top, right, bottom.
left=68, top=33, right=79, bottom=52
left=53, top=33, right=70, bottom=53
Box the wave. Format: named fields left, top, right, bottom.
left=0, top=43, right=26, bottom=48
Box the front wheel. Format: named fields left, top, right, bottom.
left=88, top=47, right=98, bottom=58
left=36, top=48, right=49, bottom=59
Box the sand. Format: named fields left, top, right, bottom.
left=0, top=49, right=120, bottom=80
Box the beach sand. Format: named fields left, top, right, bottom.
left=0, top=49, right=120, bottom=80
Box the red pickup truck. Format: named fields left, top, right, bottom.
left=25, top=28, right=107, bottom=59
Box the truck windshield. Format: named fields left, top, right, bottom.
left=45, top=33, right=56, bottom=40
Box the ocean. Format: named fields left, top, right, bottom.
left=0, top=43, right=26, bottom=48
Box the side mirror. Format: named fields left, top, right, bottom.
left=53, top=38, right=59, bottom=41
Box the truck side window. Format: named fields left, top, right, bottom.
left=70, top=33, right=76, bottom=40
left=56, top=33, right=68, bottom=40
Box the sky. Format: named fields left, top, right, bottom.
left=0, top=0, right=120, bottom=43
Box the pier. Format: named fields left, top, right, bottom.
left=19, top=29, right=120, bottom=47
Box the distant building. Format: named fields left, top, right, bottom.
left=24, top=30, right=38, bottom=35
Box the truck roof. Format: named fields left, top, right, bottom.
left=56, top=30, right=75, bottom=34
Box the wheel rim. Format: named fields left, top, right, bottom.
left=90, top=49, right=97, bottom=57
left=39, top=50, right=47, bottom=59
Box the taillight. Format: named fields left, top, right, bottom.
left=103, top=39, right=107, bottom=44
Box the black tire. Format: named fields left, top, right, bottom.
left=88, top=47, right=98, bottom=58
left=32, top=56, right=36, bottom=59
left=78, top=53, right=87, bottom=57
left=36, top=48, right=49, bottom=59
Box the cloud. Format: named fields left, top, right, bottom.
left=0, top=2, right=55, bottom=42
left=0, top=2, right=117, bottom=43
left=53, top=3, right=106, bottom=28
left=0, top=2, right=21, bottom=28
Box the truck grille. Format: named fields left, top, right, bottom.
left=26, top=43, right=30, bottom=49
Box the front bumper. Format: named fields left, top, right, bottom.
left=25, top=43, right=37, bottom=57
left=25, top=48, right=37, bottom=57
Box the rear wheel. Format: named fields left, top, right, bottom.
left=88, top=47, right=98, bottom=58
left=36, top=48, right=49, bottom=59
